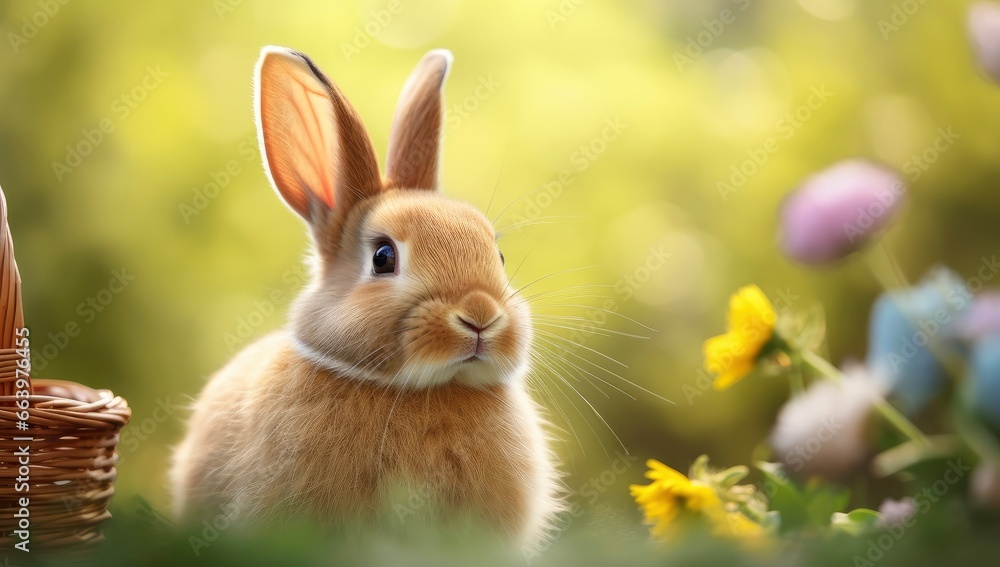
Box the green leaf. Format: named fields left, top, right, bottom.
left=714, top=465, right=750, bottom=488
left=755, top=462, right=808, bottom=532
left=689, top=454, right=711, bottom=480
left=755, top=462, right=852, bottom=533
left=775, top=302, right=826, bottom=352
left=759, top=510, right=782, bottom=532
left=795, top=303, right=827, bottom=352
left=803, top=480, right=851, bottom=527
left=831, top=508, right=882, bottom=535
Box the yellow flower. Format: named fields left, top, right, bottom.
left=631, top=458, right=772, bottom=544
left=715, top=511, right=766, bottom=539
left=704, top=284, right=777, bottom=390
left=629, top=460, right=723, bottom=539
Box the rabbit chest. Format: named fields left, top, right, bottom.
left=253, top=346, right=547, bottom=534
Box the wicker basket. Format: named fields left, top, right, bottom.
left=0, top=185, right=131, bottom=554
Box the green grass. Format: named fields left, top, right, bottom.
left=21, top=495, right=1000, bottom=567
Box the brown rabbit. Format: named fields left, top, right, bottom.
left=169, top=46, right=561, bottom=550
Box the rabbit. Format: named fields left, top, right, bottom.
left=169, top=46, right=562, bottom=551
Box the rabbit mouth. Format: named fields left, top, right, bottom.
left=452, top=332, right=499, bottom=367
left=412, top=332, right=526, bottom=386
left=456, top=344, right=489, bottom=365
left=462, top=354, right=482, bottom=363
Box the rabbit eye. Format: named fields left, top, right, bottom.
left=499, top=250, right=505, bottom=266
left=372, top=242, right=397, bottom=275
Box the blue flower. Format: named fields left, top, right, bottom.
left=867, top=268, right=969, bottom=415
left=968, top=334, right=1000, bottom=430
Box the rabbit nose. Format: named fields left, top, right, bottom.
left=456, top=314, right=498, bottom=334
left=454, top=291, right=504, bottom=334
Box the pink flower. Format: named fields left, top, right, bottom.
left=969, top=2, right=1000, bottom=83
left=779, top=160, right=906, bottom=265
left=972, top=463, right=1000, bottom=509
left=877, top=497, right=917, bottom=527
left=956, top=291, right=1000, bottom=340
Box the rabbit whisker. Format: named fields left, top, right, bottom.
left=528, top=349, right=617, bottom=461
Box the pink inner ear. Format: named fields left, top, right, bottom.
left=258, top=51, right=340, bottom=217
left=285, top=76, right=335, bottom=209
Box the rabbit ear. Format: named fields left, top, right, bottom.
left=384, top=49, right=453, bottom=191
left=255, top=46, right=382, bottom=224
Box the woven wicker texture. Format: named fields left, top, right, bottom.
left=0, top=188, right=24, bottom=398
left=0, top=184, right=131, bottom=553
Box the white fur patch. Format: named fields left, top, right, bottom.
left=292, top=335, right=528, bottom=389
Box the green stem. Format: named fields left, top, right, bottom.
left=953, top=404, right=1000, bottom=464
left=801, top=350, right=929, bottom=447
left=864, top=242, right=911, bottom=291
left=788, top=354, right=806, bottom=396
left=872, top=435, right=961, bottom=477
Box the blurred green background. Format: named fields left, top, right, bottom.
left=1, top=0, right=999, bottom=537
